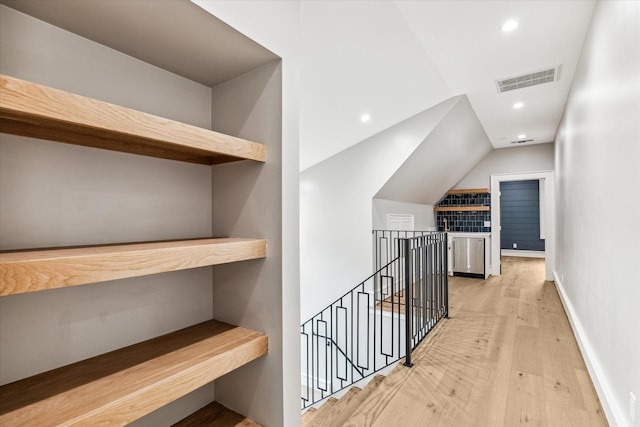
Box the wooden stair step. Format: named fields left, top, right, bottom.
left=0, top=320, right=268, bottom=426
left=315, top=375, right=386, bottom=427
left=0, top=237, right=266, bottom=296
left=311, top=386, right=361, bottom=427
left=343, top=325, right=447, bottom=427
left=363, top=374, right=386, bottom=391
left=0, top=74, right=265, bottom=164
left=173, top=401, right=261, bottom=426
left=301, top=407, right=318, bottom=426
left=308, top=397, right=338, bottom=426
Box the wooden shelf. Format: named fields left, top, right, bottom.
left=0, top=74, right=265, bottom=164
left=446, top=188, right=489, bottom=195
left=173, top=401, right=261, bottom=427
left=434, top=206, right=490, bottom=212
left=0, top=320, right=268, bottom=426
left=0, top=238, right=266, bottom=296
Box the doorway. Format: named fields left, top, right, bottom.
left=500, top=180, right=545, bottom=255
left=490, top=171, right=555, bottom=280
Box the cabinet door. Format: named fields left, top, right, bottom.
left=469, top=238, right=485, bottom=274
left=452, top=238, right=468, bottom=272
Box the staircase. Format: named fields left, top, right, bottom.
left=301, top=232, right=449, bottom=410
left=302, top=374, right=386, bottom=427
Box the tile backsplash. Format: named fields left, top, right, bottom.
left=436, top=192, right=491, bottom=233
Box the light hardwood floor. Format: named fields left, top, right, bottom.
left=343, top=257, right=608, bottom=427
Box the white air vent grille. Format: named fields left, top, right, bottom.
left=496, top=66, right=560, bottom=93
left=510, top=138, right=534, bottom=144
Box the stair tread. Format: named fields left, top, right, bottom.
left=309, top=397, right=338, bottom=424
left=311, top=387, right=361, bottom=427
left=172, top=401, right=261, bottom=426
left=0, top=320, right=268, bottom=426
left=312, top=375, right=387, bottom=427
left=343, top=326, right=446, bottom=426
left=0, top=74, right=265, bottom=164
left=301, top=407, right=318, bottom=425
left=0, top=237, right=266, bottom=296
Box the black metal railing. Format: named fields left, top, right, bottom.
left=301, top=232, right=448, bottom=409
left=399, top=232, right=449, bottom=367
left=373, top=229, right=436, bottom=271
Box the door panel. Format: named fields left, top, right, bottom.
left=452, top=238, right=468, bottom=272
left=469, top=238, right=484, bottom=274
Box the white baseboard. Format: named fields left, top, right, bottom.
left=553, top=270, right=625, bottom=426
left=501, top=249, right=545, bottom=258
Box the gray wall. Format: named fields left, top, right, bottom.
left=0, top=5, right=214, bottom=425
left=191, top=3, right=302, bottom=424
left=554, top=1, right=640, bottom=425
left=209, top=61, right=284, bottom=426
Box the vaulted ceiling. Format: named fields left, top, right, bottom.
left=300, top=0, right=596, bottom=170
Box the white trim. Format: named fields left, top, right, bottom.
left=501, top=249, right=545, bottom=258
left=539, top=178, right=546, bottom=239
left=490, top=171, right=555, bottom=280
left=553, top=271, right=623, bottom=427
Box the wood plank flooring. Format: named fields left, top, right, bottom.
left=334, top=257, right=608, bottom=427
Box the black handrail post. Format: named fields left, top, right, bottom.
left=403, top=238, right=414, bottom=368
left=443, top=235, right=449, bottom=318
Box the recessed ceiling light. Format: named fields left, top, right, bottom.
left=517, top=133, right=526, bottom=139
left=513, top=102, right=524, bottom=109
left=502, top=19, right=519, bottom=32
left=360, top=113, right=371, bottom=123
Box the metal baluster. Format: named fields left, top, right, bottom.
left=403, top=238, right=413, bottom=367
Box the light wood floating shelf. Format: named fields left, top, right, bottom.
left=0, top=320, right=268, bottom=426
left=173, top=401, right=261, bottom=427
left=0, top=74, right=265, bottom=164
left=434, top=206, right=490, bottom=212
left=446, top=188, right=489, bottom=195
left=0, top=238, right=266, bottom=296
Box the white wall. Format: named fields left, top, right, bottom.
left=554, top=1, right=640, bottom=426
left=372, top=199, right=435, bottom=230
left=300, top=97, right=460, bottom=321
left=190, top=2, right=301, bottom=425
left=455, top=143, right=555, bottom=189
left=300, top=95, right=496, bottom=321
left=0, top=5, right=215, bottom=424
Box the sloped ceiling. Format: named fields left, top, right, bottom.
left=300, top=0, right=452, bottom=171
left=375, top=96, right=492, bottom=205
left=300, top=0, right=595, bottom=170
left=301, top=96, right=463, bottom=318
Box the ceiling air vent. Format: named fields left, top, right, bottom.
left=496, top=66, right=560, bottom=93
left=510, top=138, right=533, bottom=144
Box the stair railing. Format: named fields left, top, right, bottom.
left=301, top=231, right=448, bottom=409
left=399, top=232, right=449, bottom=367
